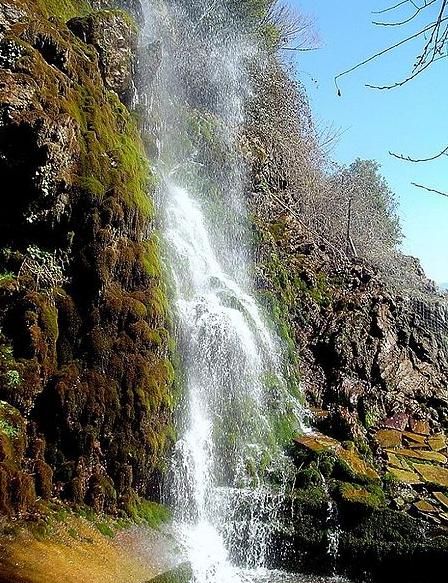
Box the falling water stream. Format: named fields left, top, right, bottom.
left=140, top=2, right=338, bottom=583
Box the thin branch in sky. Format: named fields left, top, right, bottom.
left=372, top=0, right=410, bottom=15
left=334, top=18, right=446, bottom=94
left=372, top=0, right=438, bottom=27
left=390, top=145, right=448, bottom=161
left=412, top=182, right=448, bottom=197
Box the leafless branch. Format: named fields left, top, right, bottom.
left=412, top=182, right=448, bottom=197
left=372, top=0, right=437, bottom=27
left=334, top=18, right=445, bottom=94
left=390, top=145, right=448, bottom=161
left=372, top=0, right=411, bottom=15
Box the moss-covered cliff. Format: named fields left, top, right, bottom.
left=1, top=1, right=448, bottom=582
left=0, top=0, right=174, bottom=518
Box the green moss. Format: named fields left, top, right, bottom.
left=37, top=0, right=91, bottom=21
left=77, top=176, right=106, bottom=198
left=96, top=521, right=115, bottom=538
left=4, top=370, right=21, bottom=390
left=0, top=272, right=15, bottom=287
left=337, top=482, right=386, bottom=511
left=293, top=485, right=328, bottom=509
left=149, top=564, right=193, bottom=583
left=126, top=498, right=171, bottom=529
left=73, top=90, right=154, bottom=218
left=0, top=401, right=23, bottom=443
left=142, top=237, right=163, bottom=278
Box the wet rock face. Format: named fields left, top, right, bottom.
left=68, top=10, right=138, bottom=103
left=0, top=0, right=173, bottom=516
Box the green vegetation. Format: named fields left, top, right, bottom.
left=0, top=417, right=19, bottom=438
left=126, top=499, right=171, bottom=529
left=37, top=0, right=91, bottom=21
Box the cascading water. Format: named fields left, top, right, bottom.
left=140, top=1, right=308, bottom=582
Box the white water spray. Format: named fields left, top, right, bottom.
left=141, top=2, right=307, bottom=582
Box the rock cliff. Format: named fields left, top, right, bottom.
left=0, top=0, right=174, bottom=518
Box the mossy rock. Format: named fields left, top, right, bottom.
left=334, top=446, right=380, bottom=483
left=387, top=466, right=422, bottom=485
left=387, top=448, right=447, bottom=464
left=294, top=432, right=341, bottom=454
left=337, top=482, right=386, bottom=512
left=375, top=429, right=402, bottom=449
left=0, top=401, right=26, bottom=463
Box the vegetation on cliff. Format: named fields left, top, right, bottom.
left=0, top=0, right=174, bottom=518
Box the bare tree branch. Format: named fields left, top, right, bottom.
left=334, top=18, right=446, bottom=94
left=412, top=182, right=448, bottom=197
left=390, top=145, right=448, bottom=161
left=372, top=0, right=438, bottom=27
left=372, top=0, right=411, bottom=15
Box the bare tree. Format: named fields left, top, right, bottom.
left=334, top=0, right=448, bottom=196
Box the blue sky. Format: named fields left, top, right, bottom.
left=289, top=0, right=448, bottom=284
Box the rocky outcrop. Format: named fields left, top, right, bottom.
left=68, top=10, right=138, bottom=103
left=0, top=0, right=173, bottom=517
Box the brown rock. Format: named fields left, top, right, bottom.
left=414, top=500, right=437, bottom=513
left=383, top=413, right=409, bottom=431
left=68, top=11, right=137, bottom=102
left=376, top=429, right=402, bottom=449
left=294, top=432, right=341, bottom=454
left=386, top=448, right=447, bottom=464
left=414, top=464, right=448, bottom=488
left=410, top=418, right=430, bottom=435
left=338, top=448, right=380, bottom=481
left=403, top=431, right=426, bottom=446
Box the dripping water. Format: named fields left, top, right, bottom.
left=138, top=2, right=337, bottom=582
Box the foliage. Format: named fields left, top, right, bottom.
left=326, top=158, right=403, bottom=260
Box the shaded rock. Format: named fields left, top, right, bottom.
left=413, top=500, right=437, bottom=514
left=338, top=482, right=385, bottom=511
left=410, top=418, right=430, bottom=435
left=433, top=492, right=448, bottom=510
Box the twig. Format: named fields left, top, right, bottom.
left=372, top=0, right=437, bottom=26
left=334, top=19, right=444, bottom=94
left=412, top=182, right=448, bottom=197
left=372, top=0, right=410, bottom=14
left=390, top=145, right=448, bottom=161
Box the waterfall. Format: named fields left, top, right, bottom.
left=140, top=2, right=307, bottom=582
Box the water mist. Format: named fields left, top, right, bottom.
left=140, top=2, right=307, bottom=582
